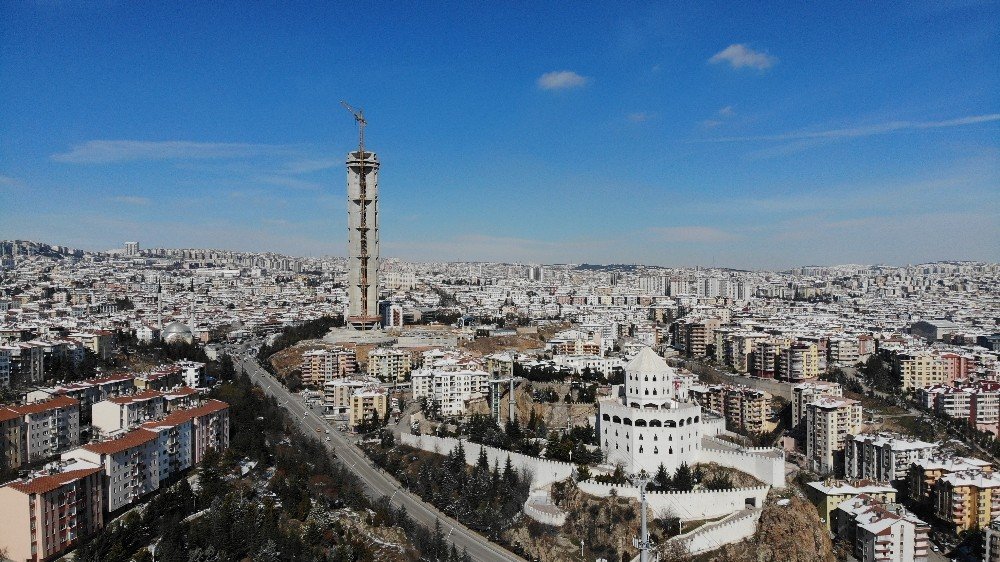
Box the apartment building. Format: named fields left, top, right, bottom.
left=832, top=494, right=930, bottom=562
left=918, top=381, right=1000, bottom=434
left=15, top=397, right=81, bottom=463
left=349, top=388, right=388, bottom=429
left=806, top=396, right=862, bottom=475
left=892, top=351, right=957, bottom=390
left=0, top=462, right=104, bottom=562
left=27, top=373, right=136, bottom=425
left=985, top=517, right=1000, bottom=562
left=806, top=479, right=898, bottom=527
left=484, top=352, right=515, bottom=378
left=689, top=384, right=772, bottom=433
left=933, top=469, right=1000, bottom=533
left=367, top=348, right=412, bottom=383
left=844, top=433, right=937, bottom=483
left=323, top=379, right=378, bottom=419
left=411, top=367, right=490, bottom=417
left=300, top=348, right=358, bottom=387
left=140, top=411, right=195, bottom=481
left=908, top=456, right=994, bottom=503
left=64, top=428, right=161, bottom=513
left=673, top=316, right=721, bottom=358
left=91, top=390, right=167, bottom=436
left=1, top=406, right=24, bottom=471
left=749, top=338, right=794, bottom=379
left=0, top=347, right=11, bottom=387
left=778, top=342, right=825, bottom=383
left=792, top=381, right=843, bottom=429
left=827, top=338, right=861, bottom=368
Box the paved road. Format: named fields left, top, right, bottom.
left=233, top=353, right=526, bottom=562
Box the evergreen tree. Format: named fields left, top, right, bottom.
left=673, top=462, right=694, bottom=491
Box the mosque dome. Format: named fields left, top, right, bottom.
left=162, top=321, right=194, bottom=343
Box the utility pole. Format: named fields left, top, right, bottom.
left=631, top=470, right=655, bottom=562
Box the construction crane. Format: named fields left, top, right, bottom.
left=340, top=100, right=367, bottom=156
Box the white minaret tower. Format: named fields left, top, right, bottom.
left=342, top=101, right=380, bottom=330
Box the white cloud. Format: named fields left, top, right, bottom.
left=284, top=158, right=340, bottom=174
left=253, top=175, right=322, bottom=191
left=109, top=196, right=150, bottom=205
left=718, top=106, right=735, bottom=116
left=709, top=44, right=777, bottom=70
left=0, top=175, right=22, bottom=188
left=703, top=113, right=1000, bottom=142
left=647, top=226, right=737, bottom=242
left=52, top=140, right=291, bottom=164
left=627, top=112, right=658, bottom=123
left=537, top=70, right=589, bottom=90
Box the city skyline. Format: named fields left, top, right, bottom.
left=2, top=2, right=998, bottom=269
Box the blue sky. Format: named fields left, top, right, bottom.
left=1, top=2, right=997, bottom=269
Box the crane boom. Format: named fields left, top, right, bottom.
left=341, top=100, right=366, bottom=155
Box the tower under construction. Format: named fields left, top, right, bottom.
left=343, top=102, right=381, bottom=330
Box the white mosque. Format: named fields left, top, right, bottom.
left=598, top=347, right=725, bottom=474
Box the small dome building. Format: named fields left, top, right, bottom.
left=599, top=347, right=713, bottom=474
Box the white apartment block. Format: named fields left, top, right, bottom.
left=15, top=396, right=81, bottom=462
left=91, top=390, right=167, bottom=436
left=64, top=428, right=161, bottom=513
left=176, top=360, right=205, bottom=388
left=793, top=381, right=843, bottom=429
left=918, top=381, right=1000, bottom=435
left=844, top=433, right=937, bottom=482
left=551, top=354, right=624, bottom=375
left=411, top=367, right=490, bottom=417
left=806, top=396, right=862, bottom=475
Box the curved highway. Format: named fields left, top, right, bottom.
left=232, top=352, right=526, bottom=562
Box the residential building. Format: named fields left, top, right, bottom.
left=844, top=433, right=937, bottom=483
left=349, top=387, right=388, bottom=429
left=301, top=348, right=359, bottom=387
left=15, top=396, right=81, bottom=463
left=367, top=347, right=411, bottom=384
left=893, top=351, right=957, bottom=391
left=777, top=342, right=825, bottom=382
left=806, top=396, right=862, bottom=474
left=689, top=383, right=772, bottom=433
left=908, top=456, right=994, bottom=504
left=792, top=381, right=843, bottom=430
left=0, top=461, right=104, bottom=562
left=411, top=367, right=490, bottom=418
left=805, top=479, right=897, bottom=527
left=933, top=469, right=1000, bottom=533
left=91, top=390, right=167, bottom=436
left=832, top=494, right=930, bottom=562
left=1, top=406, right=24, bottom=472
left=63, top=428, right=161, bottom=513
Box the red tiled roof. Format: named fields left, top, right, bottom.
left=83, top=428, right=158, bottom=454
left=0, top=407, right=20, bottom=423
left=14, top=396, right=79, bottom=415
left=143, top=400, right=228, bottom=429
left=164, top=387, right=198, bottom=397
left=5, top=467, right=101, bottom=494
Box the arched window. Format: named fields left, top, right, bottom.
left=687, top=417, right=693, bottom=424
left=638, top=434, right=643, bottom=440
left=623, top=418, right=632, bottom=426
left=668, top=435, right=673, bottom=441
left=668, top=447, right=673, bottom=454
left=649, top=420, right=662, bottom=427
left=652, top=389, right=657, bottom=395
left=652, top=376, right=657, bottom=382
left=654, top=447, right=658, bottom=454
left=665, top=420, right=676, bottom=428
left=631, top=402, right=640, bottom=408
left=626, top=445, right=629, bottom=452
left=638, top=446, right=643, bottom=454
left=679, top=419, right=685, bottom=427
left=644, top=375, right=648, bottom=381
left=653, top=434, right=658, bottom=441
left=644, top=389, right=649, bottom=395
left=694, top=415, right=700, bottom=422
left=613, top=416, right=621, bottom=424
left=602, top=414, right=610, bottom=421
left=635, top=419, right=647, bottom=427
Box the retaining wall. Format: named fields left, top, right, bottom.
left=698, top=446, right=786, bottom=488
left=576, top=480, right=769, bottom=521
left=670, top=508, right=762, bottom=555
left=399, top=433, right=574, bottom=489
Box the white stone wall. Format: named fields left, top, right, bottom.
left=576, top=480, right=769, bottom=520
left=670, top=508, right=762, bottom=555
left=400, top=433, right=574, bottom=489
left=698, top=446, right=786, bottom=488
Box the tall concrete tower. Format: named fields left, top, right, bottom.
left=343, top=102, right=381, bottom=330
